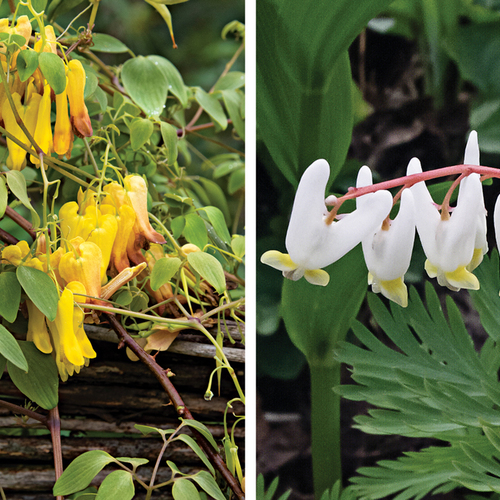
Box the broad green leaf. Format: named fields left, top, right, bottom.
left=129, top=118, right=154, bottom=151
left=183, top=213, right=208, bottom=250
left=171, top=215, right=185, bottom=239
left=121, top=56, right=168, bottom=118
left=0, top=355, right=5, bottom=380
left=147, top=55, right=188, bottom=107
left=191, top=471, right=226, bottom=500
left=220, top=89, right=244, bottom=140
left=194, top=88, right=227, bottom=130
left=95, top=470, right=134, bottom=500
left=0, top=272, right=21, bottom=323
left=0, top=33, right=26, bottom=48
left=203, top=206, right=231, bottom=244
left=172, top=478, right=200, bottom=500
left=84, top=71, right=99, bottom=99
left=7, top=341, right=58, bottom=409
left=16, top=50, right=39, bottom=82
left=196, top=178, right=231, bottom=225
left=213, top=160, right=243, bottom=179
left=231, top=235, right=245, bottom=258
left=228, top=168, right=245, bottom=194
left=187, top=251, right=226, bottom=294
left=282, top=245, right=367, bottom=364
left=91, top=34, right=130, bottom=53
left=214, top=72, right=245, bottom=91
left=38, top=52, right=66, bottom=95
left=16, top=266, right=58, bottom=322
left=53, top=450, right=115, bottom=495
left=0, top=177, right=6, bottom=218
left=0, top=325, right=27, bottom=371
left=150, top=257, right=181, bottom=291
left=160, top=121, right=178, bottom=165
left=87, top=86, right=108, bottom=116
left=5, top=171, right=40, bottom=228
left=179, top=418, right=219, bottom=451
left=172, top=434, right=215, bottom=476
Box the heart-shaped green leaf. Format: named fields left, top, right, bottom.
left=186, top=252, right=226, bottom=294
left=38, top=52, right=66, bottom=95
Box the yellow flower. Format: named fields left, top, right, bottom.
left=66, top=59, right=93, bottom=138
left=54, top=80, right=74, bottom=158
left=31, top=83, right=53, bottom=165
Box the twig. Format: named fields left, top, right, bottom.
left=105, top=313, right=245, bottom=500
left=0, top=399, right=47, bottom=424
left=5, top=206, right=36, bottom=240
left=0, top=227, right=19, bottom=245
left=48, top=406, right=64, bottom=500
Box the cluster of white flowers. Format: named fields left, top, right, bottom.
left=261, top=131, right=494, bottom=307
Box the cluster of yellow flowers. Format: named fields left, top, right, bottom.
left=0, top=15, right=92, bottom=170
left=1, top=175, right=166, bottom=380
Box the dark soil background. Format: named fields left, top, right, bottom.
left=257, top=29, right=498, bottom=500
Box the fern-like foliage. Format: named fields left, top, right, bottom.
left=335, top=253, right=500, bottom=500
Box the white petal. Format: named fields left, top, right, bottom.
left=494, top=194, right=500, bottom=254
left=464, top=130, right=479, bottom=165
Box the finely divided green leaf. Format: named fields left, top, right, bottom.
left=186, top=252, right=226, bottom=294
left=0, top=272, right=21, bottom=323
left=16, top=266, right=58, bottom=322
left=53, top=450, right=115, bottom=495
left=7, top=341, right=58, bottom=409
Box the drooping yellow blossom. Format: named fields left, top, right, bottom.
left=34, top=25, right=57, bottom=54
left=1, top=240, right=43, bottom=270
left=54, top=80, right=74, bottom=157
left=66, top=59, right=93, bottom=138
left=31, top=83, right=53, bottom=165
left=26, top=299, right=52, bottom=354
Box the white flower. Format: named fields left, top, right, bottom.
left=408, top=150, right=485, bottom=291
left=357, top=165, right=415, bottom=307
left=261, top=159, right=393, bottom=286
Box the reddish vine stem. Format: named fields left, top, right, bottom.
left=0, top=398, right=47, bottom=423
left=105, top=313, right=245, bottom=500
left=0, top=227, right=18, bottom=245
left=48, top=406, right=64, bottom=500
left=4, top=206, right=36, bottom=240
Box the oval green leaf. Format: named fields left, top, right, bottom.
left=129, top=118, right=154, bottom=151
left=7, top=341, right=58, bottom=409
left=0, top=325, right=27, bottom=371
left=191, top=470, right=226, bottom=500
left=5, top=170, right=40, bottom=229
left=214, top=72, right=245, bottom=91
left=38, top=52, right=66, bottom=95
left=179, top=418, right=219, bottom=451
left=16, top=266, right=59, bottom=322
left=96, top=470, right=134, bottom=500
left=91, top=33, right=130, bottom=53
left=53, top=450, right=115, bottom=495
left=160, top=121, right=178, bottom=165
left=0, top=272, right=21, bottom=323
left=172, top=478, right=200, bottom=500
left=194, top=88, right=227, bottom=130
left=16, top=50, right=39, bottom=82
left=150, top=257, right=181, bottom=291
left=231, top=235, right=245, bottom=258
left=121, top=56, right=168, bottom=118
left=183, top=213, right=208, bottom=250
left=0, top=177, right=6, bottom=218
left=228, top=168, right=245, bottom=194
left=187, top=251, right=226, bottom=294
left=221, top=89, right=244, bottom=140
left=172, top=434, right=215, bottom=476
left=203, top=206, right=231, bottom=245
left=147, top=55, right=188, bottom=107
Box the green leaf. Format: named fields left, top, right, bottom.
left=116, top=457, right=149, bottom=468
left=16, top=50, right=39, bottom=82
left=194, top=88, right=227, bottom=130
left=220, top=89, right=244, bottom=140
left=172, top=478, right=200, bottom=500
left=121, top=56, right=168, bottom=118
left=0, top=272, right=21, bottom=323
left=196, top=178, right=231, bottom=225
left=180, top=418, right=219, bottom=451
left=228, top=168, right=245, bottom=194
left=183, top=213, right=208, bottom=250
left=150, top=257, right=181, bottom=291
left=5, top=170, right=40, bottom=229
left=147, top=55, right=188, bottom=107
left=84, top=71, right=99, bottom=100
left=91, top=34, right=130, bottom=53
left=0, top=177, right=6, bottom=218
left=214, top=72, right=245, bottom=91
left=7, top=341, right=58, bottom=409
left=173, top=434, right=215, bottom=476
left=203, top=206, right=231, bottom=245
left=186, top=252, right=226, bottom=294
left=0, top=325, right=27, bottom=371
left=191, top=470, right=226, bottom=500
left=38, top=52, right=66, bottom=95
left=282, top=246, right=367, bottom=363
left=0, top=355, right=5, bottom=381
left=160, top=121, right=178, bottom=165
left=95, top=470, right=134, bottom=500
left=53, top=450, right=115, bottom=495
left=134, top=423, right=176, bottom=439
left=16, top=266, right=58, bottom=322
left=129, top=118, right=154, bottom=151
left=231, top=235, right=245, bottom=258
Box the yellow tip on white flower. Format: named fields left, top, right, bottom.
left=368, top=273, right=408, bottom=307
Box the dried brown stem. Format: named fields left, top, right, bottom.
left=105, top=313, right=245, bottom=500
